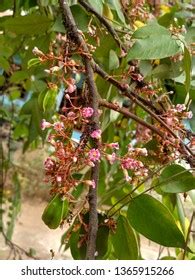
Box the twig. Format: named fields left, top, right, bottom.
left=59, top=0, right=99, bottom=260
left=182, top=211, right=195, bottom=260
left=93, top=62, right=194, bottom=159
left=78, top=0, right=125, bottom=51
left=99, top=99, right=164, bottom=138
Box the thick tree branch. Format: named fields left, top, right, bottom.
left=59, top=0, right=99, bottom=260
left=78, top=0, right=125, bottom=51
left=99, top=99, right=164, bottom=138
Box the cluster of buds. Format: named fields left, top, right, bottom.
left=151, top=103, right=193, bottom=163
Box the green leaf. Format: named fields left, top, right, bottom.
left=159, top=164, right=195, bottom=193
left=128, top=34, right=180, bottom=60
left=127, top=194, right=185, bottom=248
left=42, top=194, right=69, bottom=229
left=13, top=123, right=29, bottom=139
left=109, top=49, right=119, bottom=70
left=0, top=75, right=5, bottom=86
left=71, top=5, right=90, bottom=32
left=9, top=90, right=21, bottom=100
left=20, top=95, right=43, bottom=143
left=0, top=57, right=9, bottom=71
left=27, top=58, right=41, bottom=69
left=43, top=88, right=58, bottom=112
left=0, top=14, right=52, bottom=35
left=109, top=0, right=126, bottom=24
left=183, top=46, right=191, bottom=94
left=111, top=215, right=139, bottom=259
left=10, top=71, right=29, bottom=83
left=96, top=214, right=110, bottom=259
left=87, top=0, right=104, bottom=15
left=132, top=22, right=169, bottom=39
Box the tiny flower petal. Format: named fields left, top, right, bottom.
left=108, top=142, right=119, bottom=150
left=53, top=122, right=64, bottom=131
left=176, top=104, right=186, bottom=112
left=85, top=180, right=96, bottom=189
left=88, top=148, right=101, bottom=162
left=82, top=107, right=94, bottom=118
left=186, top=111, right=193, bottom=119
left=90, top=129, right=101, bottom=139
left=41, top=119, right=52, bottom=130
left=106, top=153, right=116, bottom=164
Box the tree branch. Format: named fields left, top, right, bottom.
left=99, top=99, right=164, bottom=138
left=78, top=0, right=125, bottom=51
left=93, top=62, right=194, bottom=159
left=59, top=0, right=99, bottom=260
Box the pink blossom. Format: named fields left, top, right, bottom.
left=90, top=129, right=101, bottom=139
left=41, top=119, right=52, bottom=130
left=53, top=122, right=64, bottom=131
left=185, top=111, right=193, bottom=119
left=176, top=104, right=186, bottom=112
left=88, top=148, right=101, bottom=162
left=44, top=157, right=55, bottom=170
left=67, top=111, right=76, bottom=119
left=122, top=168, right=132, bottom=182
left=121, top=157, right=143, bottom=170
left=82, top=107, right=94, bottom=118
left=65, top=84, right=76, bottom=94
left=108, top=142, right=119, bottom=150
left=85, top=180, right=96, bottom=189
left=65, top=78, right=76, bottom=93
left=56, top=175, right=62, bottom=183
left=106, top=153, right=116, bottom=164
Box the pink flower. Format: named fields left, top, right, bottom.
left=82, top=107, right=94, bottom=118
left=90, top=129, right=101, bottom=139
left=44, top=157, right=55, bottom=170
left=65, top=78, right=76, bottom=94
left=108, top=142, right=119, bottom=150
left=185, top=111, right=193, bottom=119
left=53, top=122, right=64, bottom=131
left=56, top=175, right=62, bottom=183
left=121, top=157, right=143, bottom=170
left=88, top=148, right=101, bottom=162
left=84, top=180, right=96, bottom=189
left=106, top=153, right=116, bottom=164
left=41, top=119, right=52, bottom=130
left=176, top=104, right=186, bottom=112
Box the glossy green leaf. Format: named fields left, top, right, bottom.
left=71, top=5, right=90, bottom=32
left=183, top=46, right=191, bottom=93
left=87, top=0, right=104, bottom=15
left=127, top=194, right=185, bottom=248
left=27, top=58, right=41, bottom=69
left=109, top=49, right=119, bottom=70
left=0, top=14, right=52, bottom=35
left=128, top=34, right=180, bottom=60
left=132, top=22, right=169, bottom=39
left=42, top=194, right=69, bottom=229
left=109, top=0, right=126, bottom=24
left=43, top=88, right=58, bottom=112
left=159, top=164, right=195, bottom=193
left=111, top=215, right=139, bottom=259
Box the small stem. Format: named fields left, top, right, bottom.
left=182, top=211, right=195, bottom=260
left=78, top=0, right=125, bottom=51
left=94, top=62, right=194, bottom=160
left=99, top=99, right=164, bottom=138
